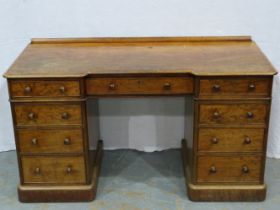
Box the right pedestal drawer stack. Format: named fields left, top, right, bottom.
left=190, top=76, right=273, bottom=201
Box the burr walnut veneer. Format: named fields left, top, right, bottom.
left=3, top=36, right=277, bottom=202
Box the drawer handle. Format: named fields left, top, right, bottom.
left=212, top=84, right=221, bottom=92
left=248, top=84, right=256, bottom=91
left=163, top=82, right=171, bottom=90
left=64, top=138, right=71, bottom=145
left=247, top=112, right=254, bottom=119
left=59, top=86, right=66, bottom=93
left=211, top=137, right=219, bottom=144
left=213, top=111, right=220, bottom=119
left=31, top=138, right=38, bottom=145
left=66, top=166, right=72, bottom=174
left=24, top=86, right=32, bottom=93
left=61, top=112, right=69, bottom=120
left=242, top=165, right=250, bottom=173
left=28, top=112, right=36, bottom=120
left=108, top=83, right=116, bottom=90
left=209, top=166, right=217, bottom=173
left=34, top=167, right=41, bottom=174
left=244, top=137, right=252, bottom=144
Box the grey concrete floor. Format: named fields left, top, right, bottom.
left=0, top=150, right=280, bottom=210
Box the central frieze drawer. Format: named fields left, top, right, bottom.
left=199, top=103, right=268, bottom=125
left=197, top=128, right=265, bottom=152
left=17, top=129, right=84, bottom=154
left=196, top=155, right=262, bottom=183
left=85, top=77, right=194, bottom=95
left=14, top=104, right=82, bottom=126
left=21, top=156, right=86, bottom=184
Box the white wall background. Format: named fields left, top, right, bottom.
left=0, top=0, right=279, bottom=157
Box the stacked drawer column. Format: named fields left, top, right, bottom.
left=187, top=76, right=273, bottom=201
left=8, top=78, right=98, bottom=202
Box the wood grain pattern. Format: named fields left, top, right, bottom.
left=182, top=139, right=266, bottom=201
left=197, top=128, right=265, bottom=153
left=31, top=36, right=253, bottom=44
left=3, top=37, right=277, bottom=78
left=14, top=103, right=82, bottom=126
left=3, top=36, right=276, bottom=202
left=10, top=80, right=81, bottom=98
left=199, top=103, right=267, bottom=125
left=199, top=78, right=271, bottom=98
left=196, top=155, right=262, bottom=183
left=18, top=141, right=103, bottom=202
left=21, top=156, right=86, bottom=184
left=17, top=129, right=84, bottom=154
left=187, top=183, right=266, bottom=201
left=185, top=74, right=272, bottom=200
left=86, top=77, right=193, bottom=95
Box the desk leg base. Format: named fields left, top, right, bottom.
left=187, top=183, right=266, bottom=202
left=18, top=140, right=103, bottom=202
left=181, top=139, right=266, bottom=201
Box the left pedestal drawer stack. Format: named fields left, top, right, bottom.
left=7, top=79, right=95, bottom=202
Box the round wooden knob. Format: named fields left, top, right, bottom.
left=209, top=166, right=217, bottom=173
left=28, top=112, right=36, bottom=120
left=211, top=137, right=219, bottom=144
left=63, top=138, right=71, bottom=145
left=24, top=86, right=32, bottom=93
left=163, top=82, right=171, bottom=90
left=66, top=166, right=72, bottom=174
left=61, top=112, right=69, bottom=120
left=213, top=111, right=220, bottom=119
left=34, top=167, right=41, bottom=174
left=212, top=84, right=220, bottom=92
left=247, top=112, right=254, bottom=119
left=244, top=137, right=251, bottom=144
left=59, top=86, right=66, bottom=93
left=242, top=165, right=249, bottom=173
left=248, top=84, right=255, bottom=91
left=108, top=83, right=116, bottom=90
left=31, top=138, right=38, bottom=145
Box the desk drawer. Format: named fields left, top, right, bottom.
left=198, top=128, right=265, bottom=153
left=21, top=156, right=86, bottom=184
left=196, top=155, right=262, bottom=183
left=17, top=129, right=84, bottom=154
left=199, top=78, right=271, bottom=98
left=14, top=104, right=82, bottom=126
left=86, top=77, right=193, bottom=95
left=199, top=103, right=268, bottom=125
left=10, top=80, right=81, bottom=98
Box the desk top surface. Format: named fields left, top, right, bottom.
left=4, top=36, right=277, bottom=78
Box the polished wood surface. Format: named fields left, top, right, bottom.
left=3, top=37, right=276, bottom=78
left=181, top=139, right=266, bottom=201
left=3, top=36, right=277, bottom=202
left=14, top=103, right=82, bottom=126
left=199, top=77, right=271, bottom=98
left=197, top=128, right=265, bottom=153
left=199, top=103, right=268, bottom=125
left=21, top=156, right=86, bottom=184
left=86, top=76, right=193, bottom=96
left=10, top=80, right=81, bottom=98
left=18, top=141, right=103, bottom=202
left=17, top=129, right=84, bottom=154
left=31, top=36, right=253, bottom=43
left=187, top=183, right=266, bottom=201
left=196, top=155, right=262, bottom=183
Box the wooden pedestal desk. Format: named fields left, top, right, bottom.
left=3, top=36, right=277, bottom=202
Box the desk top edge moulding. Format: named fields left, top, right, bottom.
left=3, top=36, right=277, bottom=202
